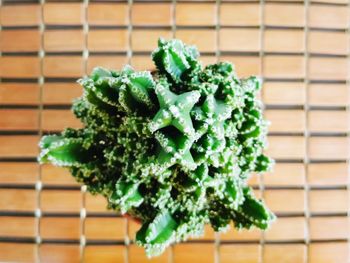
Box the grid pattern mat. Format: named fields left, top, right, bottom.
left=0, top=0, right=350, bottom=262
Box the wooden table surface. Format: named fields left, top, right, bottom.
left=0, top=1, right=349, bottom=262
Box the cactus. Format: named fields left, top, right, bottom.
left=38, top=38, right=275, bottom=257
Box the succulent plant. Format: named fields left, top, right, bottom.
left=39, top=38, right=275, bottom=257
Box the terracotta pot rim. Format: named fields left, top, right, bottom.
left=123, top=213, right=142, bottom=224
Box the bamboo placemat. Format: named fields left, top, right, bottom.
left=0, top=0, right=349, bottom=262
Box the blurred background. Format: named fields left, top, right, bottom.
left=0, top=0, right=349, bottom=262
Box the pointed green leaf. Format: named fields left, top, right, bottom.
left=164, top=49, right=189, bottom=82
left=224, top=178, right=244, bottom=209
left=39, top=137, right=91, bottom=166
left=109, top=181, right=144, bottom=213
left=152, top=38, right=200, bottom=83
left=235, top=187, right=276, bottom=230
left=136, top=210, right=177, bottom=245
left=126, top=71, right=155, bottom=109
left=39, top=135, right=63, bottom=149
left=255, top=154, right=274, bottom=172
left=90, top=67, right=112, bottom=81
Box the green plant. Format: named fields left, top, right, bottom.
left=39, top=38, right=275, bottom=257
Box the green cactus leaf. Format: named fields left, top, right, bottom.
left=255, top=154, right=273, bottom=172
left=79, top=76, right=120, bottom=109
left=136, top=210, right=177, bottom=245
left=38, top=38, right=275, bottom=258
left=109, top=181, right=144, bottom=213
left=90, top=66, right=113, bottom=81
left=152, top=38, right=200, bottom=83
left=39, top=134, right=63, bottom=149
left=39, top=136, right=91, bottom=166
left=149, top=83, right=200, bottom=137
left=223, top=178, right=244, bottom=209
left=234, top=187, right=275, bottom=230
left=124, top=71, right=155, bottom=109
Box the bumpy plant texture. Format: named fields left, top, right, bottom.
left=39, top=38, right=275, bottom=257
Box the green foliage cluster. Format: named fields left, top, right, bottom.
left=39, top=38, right=275, bottom=257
